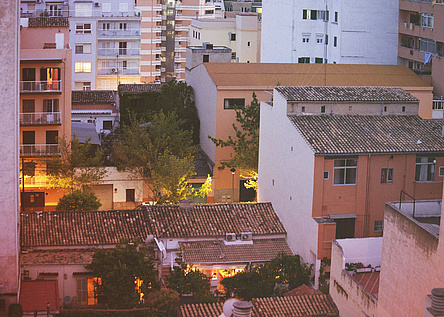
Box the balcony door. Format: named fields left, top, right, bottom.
left=23, top=131, right=35, bottom=155
left=22, top=100, right=35, bottom=124
left=22, top=68, right=35, bottom=91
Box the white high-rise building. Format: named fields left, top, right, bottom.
left=261, top=0, right=399, bottom=65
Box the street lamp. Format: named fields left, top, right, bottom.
left=230, top=168, right=236, bottom=203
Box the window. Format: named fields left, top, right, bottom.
left=119, top=42, right=127, bottom=55
left=43, top=99, right=59, bottom=112
left=230, top=33, right=236, bottom=41
left=75, top=3, right=92, bottom=17
left=103, top=120, right=113, bottom=130
left=23, top=100, right=35, bottom=113
left=302, top=33, right=310, bottom=43
left=324, top=171, right=329, bottom=179
left=126, top=189, right=135, bottom=202
left=75, top=62, right=91, bottom=73
left=46, top=131, right=58, bottom=145
left=415, top=156, right=435, bottom=182
left=402, top=106, right=406, bottom=112
left=75, top=43, right=91, bottom=54
left=203, top=54, right=209, bottom=63
left=315, top=57, right=323, bottom=63
left=302, top=9, right=318, bottom=20
left=22, top=68, right=35, bottom=81
left=83, top=82, right=91, bottom=91
left=316, top=34, right=323, bottom=44
left=317, top=10, right=328, bottom=21
left=120, top=23, right=127, bottom=30
left=333, top=158, right=357, bottom=185
left=224, top=98, right=245, bottom=110
left=374, top=220, right=383, bottom=232
left=231, top=52, right=237, bottom=60
left=301, top=106, right=306, bottom=112
left=334, top=36, right=337, bottom=47
left=76, top=23, right=92, bottom=34
left=298, top=57, right=310, bottom=63
left=421, top=13, right=434, bottom=28
left=381, top=168, right=393, bottom=184
left=247, top=41, right=251, bottom=47
left=335, top=218, right=355, bottom=239
left=321, top=105, right=326, bottom=113
left=76, top=277, right=99, bottom=306
left=420, top=37, right=436, bottom=54
left=334, top=11, right=338, bottom=22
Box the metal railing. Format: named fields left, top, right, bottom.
left=97, top=48, right=140, bottom=56
left=20, top=144, right=59, bottom=157
left=399, top=190, right=416, bottom=218
left=97, top=29, right=140, bottom=37
left=97, top=67, right=140, bottom=75
left=20, top=81, right=61, bottom=93
left=20, top=9, right=141, bottom=19
left=20, top=112, right=61, bottom=125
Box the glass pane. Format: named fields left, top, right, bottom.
left=381, top=169, right=387, bottom=183
left=333, top=169, right=344, bottom=184
left=345, top=168, right=356, bottom=184
left=346, top=158, right=357, bottom=167
left=334, top=159, right=345, bottom=167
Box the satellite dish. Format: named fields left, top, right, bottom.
left=223, top=298, right=239, bottom=317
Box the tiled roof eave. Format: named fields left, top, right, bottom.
left=315, top=150, right=444, bottom=155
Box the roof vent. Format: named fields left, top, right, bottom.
left=226, top=233, right=236, bottom=241
left=241, top=232, right=252, bottom=241
left=431, top=288, right=444, bottom=315
left=233, top=301, right=253, bottom=317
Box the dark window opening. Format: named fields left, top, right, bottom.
left=298, top=57, right=310, bottom=63
left=126, top=189, right=135, bottom=202
left=224, top=98, right=245, bottom=109
left=335, top=218, right=355, bottom=239
left=203, top=54, right=209, bottom=63
left=46, top=130, right=58, bottom=145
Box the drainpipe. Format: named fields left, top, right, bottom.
left=364, top=154, right=371, bottom=237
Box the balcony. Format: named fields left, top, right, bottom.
left=97, top=29, right=141, bottom=38
left=20, top=112, right=61, bottom=126
left=20, top=144, right=59, bottom=157
left=97, top=67, right=140, bottom=76
left=20, top=81, right=61, bottom=93
left=97, top=48, right=140, bottom=57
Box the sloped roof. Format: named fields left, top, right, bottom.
left=288, top=115, right=444, bottom=155
left=284, top=284, right=323, bottom=297
left=275, top=86, right=419, bottom=103
left=202, top=63, right=429, bottom=88
left=72, top=90, right=115, bottom=105
left=180, top=238, right=291, bottom=264
left=20, top=203, right=286, bottom=247
left=21, top=249, right=94, bottom=265
left=71, top=122, right=101, bottom=145
left=118, top=83, right=162, bottom=94
left=179, top=295, right=339, bottom=317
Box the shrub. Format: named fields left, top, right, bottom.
left=56, top=190, right=101, bottom=211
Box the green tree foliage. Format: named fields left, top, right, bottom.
left=221, top=253, right=312, bottom=300
left=46, top=136, right=107, bottom=192
left=119, top=80, right=200, bottom=145
left=56, top=190, right=101, bottom=211
left=86, top=239, right=158, bottom=309
left=209, top=92, right=260, bottom=189
left=167, top=259, right=215, bottom=303
left=150, top=289, right=180, bottom=317
left=114, top=112, right=208, bottom=204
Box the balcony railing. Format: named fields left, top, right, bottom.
left=20, top=144, right=59, bottom=157
left=20, top=81, right=61, bottom=93
left=98, top=29, right=140, bottom=37
left=20, top=9, right=141, bottom=19
left=20, top=112, right=61, bottom=125
left=97, top=48, right=140, bottom=57
left=97, top=67, right=140, bottom=75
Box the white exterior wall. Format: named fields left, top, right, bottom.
left=185, top=64, right=217, bottom=162
left=101, top=167, right=145, bottom=203
left=257, top=91, right=318, bottom=268
left=0, top=0, right=20, bottom=307
left=261, top=0, right=398, bottom=65
left=71, top=111, right=119, bottom=134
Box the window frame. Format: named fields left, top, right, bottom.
left=298, top=57, right=310, bottom=63
left=415, top=156, right=436, bottom=182
left=75, top=43, right=91, bottom=54
left=333, top=158, right=357, bottom=185
left=75, top=62, right=92, bottom=73
left=126, top=188, right=136, bottom=202
left=381, top=168, right=393, bottom=184
left=76, top=23, right=92, bottom=34
left=224, top=98, right=245, bottom=110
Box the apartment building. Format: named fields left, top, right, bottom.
left=398, top=0, right=444, bottom=118
left=20, top=16, right=72, bottom=211
left=189, top=13, right=261, bottom=63
left=0, top=1, right=20, bottom=314
left=257, top=86, right=444, bottom=286
left=261, top=0, right=398, bottom=65
left=137, top=0, right=222, bottom=84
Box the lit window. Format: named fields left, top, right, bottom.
left=75, top=62, right=91, bottom=73
left=333, top=158, right=357, bottom=185
left=415, top=156, right=435, bottom=182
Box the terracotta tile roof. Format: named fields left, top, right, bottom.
left=21, top=249, right=94, bottom=265
left=179, top=295, right=339, bottom=317
left=118, top=83, right=162, bottom=94
left=20, top=203, right=286, bottom=247
left=180, top=238, right=292, bottom=264
left=28, top=17, right=69, bottom=28
left=20, top=280, right=60, bottom=312
left=288, top=115, right=444, bottom=155
left=284, top=284, right=323, bottom=297
left=72, top=90, right=115, bottom=105
left=275, top=86, right=419, bottom=102
left=353, top=271, right=380, bottom=299
left=203, top=63, right=429, bottom=88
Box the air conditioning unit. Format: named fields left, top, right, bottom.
left=439, top=166, right=444, bottom=177
left=94, top=2, right=100, bottom=7
left=225, top=233, right=236, bottom=242
left=111, top=68, right=117, bottom=74
left=241, top=232, right=252, bottom=241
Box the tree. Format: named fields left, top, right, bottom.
left=150, top=289, right=180, bottom=317
left=86, top=239, right=158, bottom=309
left=167, top=259, right=214, bottom=303
left=56, top=190, right=101, bottom=211
left=221, top=253, right=312, bottom=300
left=114, top=111, right=210, bottom=204
left=46, top=136, right=107, bottom=192
left=209, top=92, right=260, bottom=190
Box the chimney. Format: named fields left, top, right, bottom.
left=232, top=301, right=253, bottom=317
left=179, top=199, right=193, bottom=211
